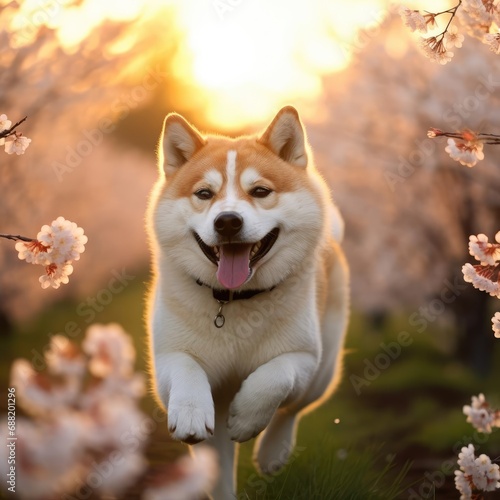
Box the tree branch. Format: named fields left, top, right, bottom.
left=0, top=116, right=28, bottom=139
left=0, top=233, right=34, bottom=242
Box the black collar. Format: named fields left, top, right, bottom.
left=196, top=279, right=274, bottom=303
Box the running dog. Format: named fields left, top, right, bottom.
left=147, top=106, right=349, bottom=499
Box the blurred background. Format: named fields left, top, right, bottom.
left=1, top=0, right=500, bottom=497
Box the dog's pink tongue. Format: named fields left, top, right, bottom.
left=216, top=244, right=252, bottom=289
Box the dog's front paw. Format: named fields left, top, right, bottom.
left=227, top=391, right=279, bottom=443
left=168, top=398, right=214, bottom=444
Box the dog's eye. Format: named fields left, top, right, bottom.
left=250, top=186, right=272, bottom=198
left=194, top=189, right=214, bottom=200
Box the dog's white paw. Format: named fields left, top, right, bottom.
left=227, top=391, right=279, bottom=443
left=168, top=398, right=214, bottom=444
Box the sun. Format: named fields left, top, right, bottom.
left=169, top=0, right=395, bottom=129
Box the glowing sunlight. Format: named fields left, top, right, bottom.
left=168, top=0, right=394, bottom=129
left=7, top=0, right=438, bottom=129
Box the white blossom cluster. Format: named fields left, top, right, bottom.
left=493, top=311, right=500, bottom=339
left=427, top=122, right=500, bottom=168
left=399, top=5, right=462, bottom=64
left=445, top=136, right=484, bottom=168
left=462, top=232, right=500, bottom=337
left=427, top=127, right=497, bottom=169
left=455, top=444, right=500, bottom=499
left=463, top=394, right=500, bottom=433
left=400, top=1, right=500, bottom=65
left=459, top=0, right=500, bottom=50
left=462, top=262, right=500, bottom=297
left=14, top=216, right=88, bottom=289
left=399, top=7, right=431, bottom=33
left=468, top=233, right=500, bottom=266
left=1, top=323, right=147, bottom=499
left=0, top=113, right=31, bottom=154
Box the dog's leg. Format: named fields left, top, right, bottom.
left=253, top=409, right=298, bottom=475
left=196, top=408, right=237, bottom=500
left=227, top=352, right=317, bottom=443
left=255, top=246, right=349, bottom=475
left=253, top=304, right=344, bottom=475
left=155, top=352, right=215, bottom=443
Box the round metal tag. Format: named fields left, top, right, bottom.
left=214, top=313, right=225, bottom=328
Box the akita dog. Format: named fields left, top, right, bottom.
left=147, top=106, right=349, bottom=499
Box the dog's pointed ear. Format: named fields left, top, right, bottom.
left=160, top=113, right=206, bottom=175
left=258, top=106, right=307, bottom=168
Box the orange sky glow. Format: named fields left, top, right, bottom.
left=8, top=0, right=451, bottom=130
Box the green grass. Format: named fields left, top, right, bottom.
left=3, top=272, right=500, bottom=498
left=236, top=440, right=412, bottom=499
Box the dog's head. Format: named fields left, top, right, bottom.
left=150, top=106, right=326, bottom=291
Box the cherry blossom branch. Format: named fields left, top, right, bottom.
left=0, top=217, right=88, bottom=289
left=406, top=5, right=500, bottom=498
left=435, top=1, right=462, bottom=31
left=464, top=394, right=500, bottom=433
left=423, top=2, right=462, bottom=61
left=0, top=115, right=27, bottom=140
left=429, top=129, right=500, bottom=143
left=476, top=131, right=500, bottom=145
left=0, top=114, right=31, bottom=154
left=424, top=1, right=462, bottom=40
left=427, top=128, right=500, bottom=167
left=398, top=0, right=500, bottom=63
left=455, top=443, right=500, bottom=497
left=0, top=233, right=34, bottom=242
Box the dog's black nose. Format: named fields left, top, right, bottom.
left=214, top=211, right=243, bottom=237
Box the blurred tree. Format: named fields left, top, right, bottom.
left=308, top=14, right=500, bottom=372
left=0, top=1, right=180, bottom=329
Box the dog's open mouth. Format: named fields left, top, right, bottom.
left=194, top=228, right=279, bottom=289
